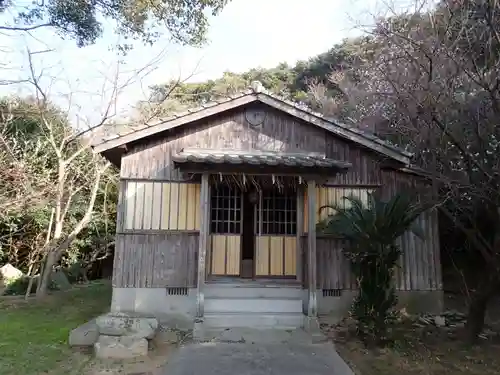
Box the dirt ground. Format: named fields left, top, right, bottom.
left=68, top=340, right=177, bottom=375
left=322, top=293, right=500, bottom=375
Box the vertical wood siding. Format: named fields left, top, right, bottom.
left=306, top=171, right=442, bottom=291
left=120, top=104, right=383, bottom=185
left=255, top=236, right=297, bottom=277
left=210, top=235, right=241, bottom=276
left=303, top=187, right=374, bottom=232
left=113, top=233, right=198, bottom=287
left=123, top=181, right=200, bottom=231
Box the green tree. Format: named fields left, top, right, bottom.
left=0, top=0, right=230, bottom=47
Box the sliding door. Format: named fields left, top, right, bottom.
left=209, top=185, right=242, bottom=276
left=255, top=188, right=297, bottom=277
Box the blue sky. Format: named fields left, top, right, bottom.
left=0, top=0, right=393, bottom=126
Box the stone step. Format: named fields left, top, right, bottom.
left=204, top=285, right=303, bottom=299
left=205, top=297, right=303, bottom=314
left=203, top=312, right=304, bottom=329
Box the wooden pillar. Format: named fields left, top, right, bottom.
left=196, top=173, right=210, bottom=318
left=296, top=185, right=304, bottom=283
left=307, top=180, right=317, bottom=317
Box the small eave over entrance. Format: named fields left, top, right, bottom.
left=172, top=148, right=352, bottom=179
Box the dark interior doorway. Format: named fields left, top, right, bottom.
left=241, top=192, right=256, bottom=278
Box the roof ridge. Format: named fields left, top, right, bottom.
left=247, top=82, right=412, bottom=158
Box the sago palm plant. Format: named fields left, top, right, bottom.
left=318, top=192, right=427, bottom=346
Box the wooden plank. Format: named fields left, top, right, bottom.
left=404, top=232, right=413, bottom=291
left=255, top=236, right=270, bottom=276
left=226, top=235, right=241, bottom=275
left=426, top=211, right=437, bottom=290
left=318, top=187, right=328, bottom=222
left=112, top=235, right=123, bottom=287
left=188, top=235, right=199, bottom=286
left=419, top=214, right=429, bottom=290
left=151, top=182, right=162, bottom=230
left=296, top=188, right=304, bottom=282
left=194, top=184, right=201, bottom=230
left=431, top=209, right=443, bottom=290
left=133, top=182, right=145, bottom=230
left=284, top=236, right=297, bottom=276
left=303, top=188, right=308, bottom=233
left=169, top=182, right=180, bottom=230
left=315, top=186, right=320, bottom=223
left=211, top=235, right=226, bottom=275
left=307, top=180, right=318, bottom=317
left=186, top=184, right=197, bottom=230
left=178, top=183, right=188, bottom=230
left=161, top=183, right=171, bottom=230
left=270, top=236, right=284, bottom=276
left=116, top=180, right=126, bottom=232
left=197, top=173, right=210, bottom=318
left=125, top=181, right=136, bottom=230
left=142, top=182, right=154, bottom=230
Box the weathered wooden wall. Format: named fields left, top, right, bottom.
left=114, top=181, right=201, bottom=288
left=303, top=171, right=442, bottom=292
left=120, top=103, right=384, bottom=185
left=113, top=233, right=198, bottom=288
left=255, top=236, right=297, bottom=277
left=303, top=186, right=375, bottom=232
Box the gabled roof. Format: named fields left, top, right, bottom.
left=92, top=82, right=413, bottom=165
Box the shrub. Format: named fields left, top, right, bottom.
left=319, top=192, right=427, bottom=346
left=3, top=276, right=59, bottom=296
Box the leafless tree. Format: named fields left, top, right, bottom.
left=0, top=41, right=186, bottom=297
left=312, top=0, right=500, bottom=342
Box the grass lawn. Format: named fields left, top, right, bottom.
left=0, top=280, right=111, bottom=375
left=324, top=318, right=500, bottom=375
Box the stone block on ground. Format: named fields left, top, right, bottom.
left=51, top=270, right=72, bottom=290
left=96, top=313, right=158, bottom=339
left=69, top=319, right=99, bottom=347
left=153, top=329, right=179, bottom=345
left=0, top=264, right=23, bottom=285
left=94, top=335, right=148, bottom=359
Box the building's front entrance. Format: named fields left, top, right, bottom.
left=208, top=183, right=298, bottom=280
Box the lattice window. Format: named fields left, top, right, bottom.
left=257, top=189, right=297, bottom=235
left=210, top=185, right=242, bottom=234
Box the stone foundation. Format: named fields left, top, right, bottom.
left=110, top=287, right=444, bottom=329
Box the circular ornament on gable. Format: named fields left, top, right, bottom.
left=244, top=108, right=266, bottom=126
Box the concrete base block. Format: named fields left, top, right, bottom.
left=96, top=313, right=158, bottom=339
left=303, top=316, right=328, bottom=343
left=396, top=290, right=444, bottom=314
left=192, top=321, right=206, bottom=342
left=69, top=319, right=99, bottom=347
left=94, top=335, right=148, bottom=359
left=111, top=287, right=197, bottom=319
left=316, top=289, right=444, bottom=322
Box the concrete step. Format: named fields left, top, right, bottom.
left=203, top=312, right=304, bottom=329
left=205, top=297, right=303, bottom=314
left=204, top=285, right=303, bottom=299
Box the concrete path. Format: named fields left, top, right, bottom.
left=162, top=329, right=354, bottom=375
